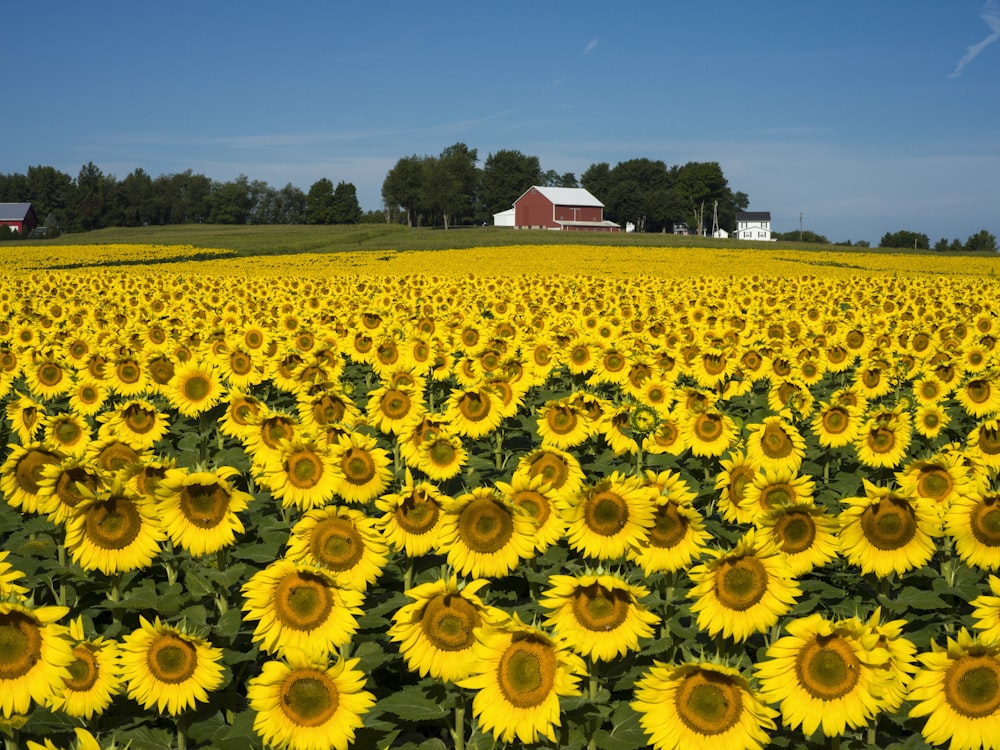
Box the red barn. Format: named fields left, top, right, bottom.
left=0, top=203, right=39, bottom=236
left=512, top=186, right=620, bottom=232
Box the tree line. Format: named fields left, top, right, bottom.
left=382, top=143, right=750, bottom=233
left=0, top=164, right=368, bottom=237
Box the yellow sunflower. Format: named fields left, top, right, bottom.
left=41, top=412, right=92, bottom=458
left=241, top=409, right=300, bottom=468
left=494, top=473, right=564, bottom=553
left=445, top=385, right=504, bottom=438
left=756, top=501, right=840, bottom=576
left=536, top=397, right=592, bottom=449
left=47, top=616, right=122, bottom=719
left=957, top=374, right=1000, bottom=418
left=329, top=432, right=393, bottom=504
left=438, top=487, right=536, bottom=578
left=35, top=457, right=103, bottom=525
left=414, top=429, right=468, bottom=481
left=0, top=601, right=73, bottom=717
left=387, top=576, right=500, bottom=683
left=96, top=398, right=169, bottom=450
left=375, top=469, right=448, bottom=557
left=259, top=435, right=341, bottom=511
left=285, top=505, right=388, bottom=592
left=810, top=400, right=861, bottom=448
left=967, top=417, right=1000, bottom=470
left=539, top=573, right=659, bottom=661
left=739, top=466, right=816, bottom=520
left=219, top=388, right=265, bottom=439
left=458, top=613, right=586, bottom=745
left=897, top=452, right=973, bottom=517
left=632, top=661, right=777, bottom=750
left=908, top=629, right=1000, bottom=750
left=154, top=466, right=251, bottom=558
left=946, top=489, right=1000, bottom=571
left=682, top=406, right=738, bottom=458
left=365, top=382, right=424, bottom=435
left=855, top=409, right=912, bottom=469
left=755, top=612, right=890, bottom=737
left=120, top=616, right=224, bottom=715
left=862, top=607, right=917, bottom=714
left=512, top=445, right=586, bottom=502
left=25, top=728, right=100, bottom=750
left=6, top=391, right=45, bottom=443
left=63, top=477, right=165, bottom=575
left=165, top=360, right=224, bottom=417
left=68, top=378, right=110, bottom=417
left=970, top=575, right=1000, bottom=643
left=838, top=480, right=938, bottom=577
left=241, top=559, right=364, bottom=658
left=688, top=530, right=801, bottom=643
left=744, top=414, right=807, bottom=474
left=629, top=469, right=710, bottom=575
left=0, top=441, right=63, bottom=514
left=914, top=402, right=950, bottom=439
left=247, top=652, right=375, bottom=750
left=715, top=450, right=759, bottom=524
left=561, top=471, right=657, bottom=562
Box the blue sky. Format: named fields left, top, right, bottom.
left=4, top=0, right=999, bottom=245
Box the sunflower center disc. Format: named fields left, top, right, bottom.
left=458, top=498, right=514, bottom=553
left=761, top=423, right=793, bottom=458
left=275, top=573, right=334, bottom=630
left=281, top=671, right=340, bottom=728
left=918, top=469, right=953, bottom=500
left=183, top=375, right=211, bottom=402
left=123, top=404, right=156, bottom=434
left=529, top=455, right=568, bottom=489
left=381, top=391, right=410, bottom=419
left=714, top=556, right=768, bottom=611
left=147, top=635, right=198, bottom=684
left=649, top=503, right=688, bottom=548
left=585, top=491, right=629, bottom=537
left=180, top=483, right=229, bottom=528
left=978, top=425, right=1000, bottom=455
left=396, top=494, right=440, bottom=535
left=945, top=656, right=1000, bottom=718
left=548, top=407, right=577, bottom=435
left=342, top=450, right=375, bottom=485
left=0, top=612, right=42, bottom=679
left=497, top=636, right=556, bottom=709
left=797, top=635, right=860, bottom=700
left=676, top=670, right=743, bottom=735
left=427, top=439, right=457, bottom=467
left=313, top=518, right=365, bottom=570
left=868, top=427, right=896, bottom=454
left=85, top=497, right=143, bottom=550
left=571, top=584, right=631, bottom=632
left=16, top=449, right=60, bottom=495
left=117, top=362, right=140, bottom=384
left=458, top=392, right=490, bottom=422
left=287, top=451, right=323, bottom=489
left=968, top=381, right=991, bottom=404
left=694, top=414, right=722, bottom=441
left=97, top=442, right=140, bottom=473
left=57, top=468, right=96, bottom=509
left=513, top=490, right=550, bottom=527
left=775, top=512, right=816, bottom=554
left=54, top=419, right=83, bottom=446
left=970, top=497, right=1000, bottom=547
left=65, top=644, right=99, bottom=691
left=860, top=498, right=917, bottom=551
left=760, top=485, right=792, bottom=508
left=728, top=467, right=754, bottom=505
left=420, top=594, right=481, bottom=651
left=261, top=418, right=294, bottom=449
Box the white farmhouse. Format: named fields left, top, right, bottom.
left=734, top=211, right=773, bottom=241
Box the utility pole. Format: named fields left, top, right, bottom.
left=799, top=212, right=803, bottom=242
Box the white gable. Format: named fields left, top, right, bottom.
left=521, top=186, right=604, bottom=207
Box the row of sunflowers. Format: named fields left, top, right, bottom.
left=2, top=249, right=1000, bottom=749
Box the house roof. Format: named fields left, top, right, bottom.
left=515, top=186, right=604, bottom=207
left=736, top=211, right=771, bottom=221
left=0, top=203, right=34, bottom=221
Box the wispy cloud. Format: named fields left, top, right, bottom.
left=950, top=0, right=1000, bottom=77
left=582, top=37, right=599, bottom=55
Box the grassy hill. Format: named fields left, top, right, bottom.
left=7, top=223, right=919, bottom=257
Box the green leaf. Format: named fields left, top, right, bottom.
left=895, top=587, right=948, bottom=611
left=215, top=607, right=244, bottom=639
left=115, top=726, right=175, bottom=750
left=212, top=709, right=262, bottom=749
left=377, top=684, right=451, bottom=721
left=592, top=701, right=647, bottom=750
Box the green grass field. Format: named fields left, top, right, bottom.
left=8, top=223, right=953, bottom=258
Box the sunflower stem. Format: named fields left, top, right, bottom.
left=867, top=716, right=878, bottom=747
left=635, top=442, right=644, bottom=476
left=452, top=690, right=467, bottom=750
left=587, top=659, right=601, bottom=750
left=403, top=556, right=414, bottom=591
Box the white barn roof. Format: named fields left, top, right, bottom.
left=515, top=186, right=604, bottom=208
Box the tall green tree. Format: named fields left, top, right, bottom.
left=965, top=229, right=998, bottom=252
left=880, top=230, right=929, bottom=249
left=306, top=178, right=336, bottom=224
left=433, top=142, right=479, bottom=228
left=331, top=181, right=362, bottom=224
left=382, top=155, right=426, bottom=226
left=118, top=168, right=154, bottom=227
left=479, top=149, right=542, bottom=217
left=76, top=161, right=111, bottom=231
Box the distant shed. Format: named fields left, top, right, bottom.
left=0, top=203, right=38, bottom=235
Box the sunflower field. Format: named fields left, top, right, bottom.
left=4, top=243, right=1000, bottom=750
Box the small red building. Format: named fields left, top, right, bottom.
left=512, top=186, right=620, bottom=232
left=0, top=203, right=39, bottom=236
